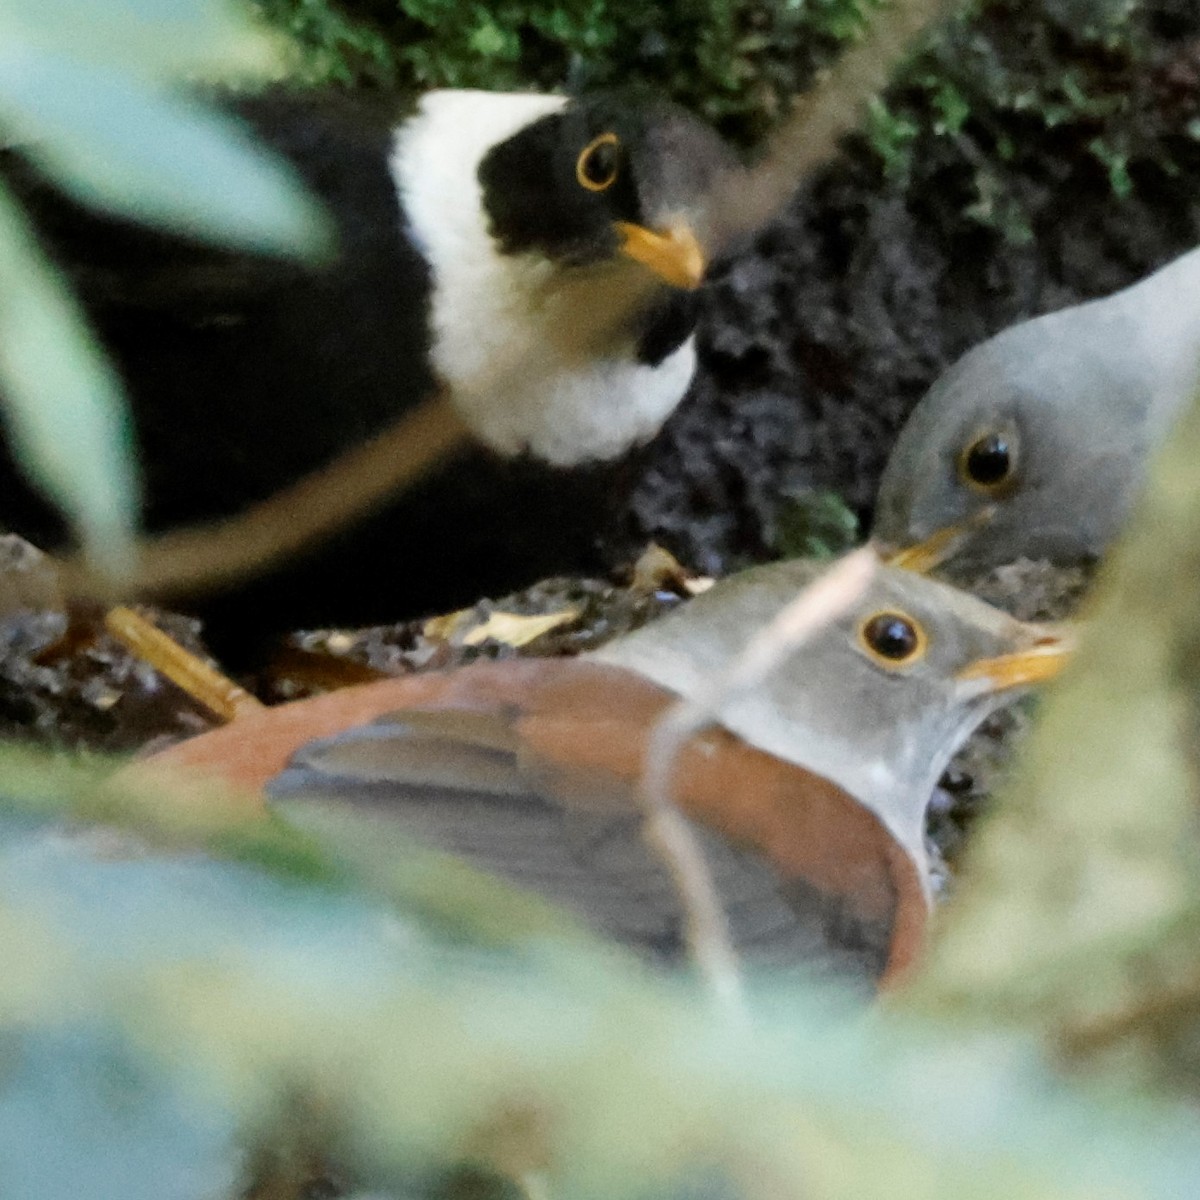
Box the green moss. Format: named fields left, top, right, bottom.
left=772, top=490, right=860, bottom=560
left=873, top=0, right=1200, bottom=242
left=251, top=0, right=1200, bottom=232
left=866, top=96, right=921, bottom=183
left=250, top=0, right=880, bottom=142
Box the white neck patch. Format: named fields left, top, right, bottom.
left=390, top=90, right=697, bottom=467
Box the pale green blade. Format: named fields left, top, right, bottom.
left=0, top=41, right=331, bottom=256
left=0, top=1028, right=242, bottom=1200
left=0, top=0, right=281, bottom=77
left=0, top=181, right=138, bottom=572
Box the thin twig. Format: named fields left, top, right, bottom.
left=61, top=393, right=468, bottom=602
left=705, top=0, right=953, bottom=252
left=638, top=546, right=880, bottom=1019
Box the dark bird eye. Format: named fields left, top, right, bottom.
left=959, top=432, right=1014, bottom=492
left=576, top=133, right=620, bottom=192
left=859, top=611, right=927, bottom=667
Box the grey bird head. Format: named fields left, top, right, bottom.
left=595, top=557, right=1069, bottom=871
left=873, top=247, right=1200, bottom=577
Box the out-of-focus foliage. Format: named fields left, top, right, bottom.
left=251, top=0, right=883, bottom=142
left=909, top=381, right=1200, bottom=1100
left=0, top=0, right=331, bottom=573
left=872, top=0, right=1200, bottom=244
left=0, top=1028, right=241, bottom=1200
left=5, top=759, right=1200, bottom=1199
left=772, top=490, right=860, bottom=559
left=0, top=189, right=137, bottom=580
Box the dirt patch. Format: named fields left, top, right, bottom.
left=625, top=9, right=1200, bottom=571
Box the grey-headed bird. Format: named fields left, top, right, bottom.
left=874, top=247, right=1200, bottom=576
left=145, top=558, right=1069, bottom=986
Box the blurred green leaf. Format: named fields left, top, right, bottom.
left=772, top=490, right=860, bottom=560
left=1088, top=137, right=1133, bottom=199
left=2, top=794, right=1200, bottom=1200
left=0, top=1028, right=241, bottom=1200
left=0, top=182, right=137, bottom=572
left=866, top=95, right=920, bottom=180
left=930, top=78, right=970, bottom=135
left=0, top=0, right=334, bottom=560
left=0, top=744, right=601, bottom=954
left=0, top=0, right=282, bottom=77
left=0, top=760, right=1199, bottom=1198
left=909, top=385, right=1200, bottom=1096
left=0, top=41, right=332, bottom=257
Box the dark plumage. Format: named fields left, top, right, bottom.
left=0, top=88, right=734, bottom=660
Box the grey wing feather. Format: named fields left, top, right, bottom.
left=269, top=712, right=888, bottom=983
left=268, top=713, right=689, bottom=953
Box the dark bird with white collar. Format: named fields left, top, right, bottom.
left=0, top=88, right=734, bottom=658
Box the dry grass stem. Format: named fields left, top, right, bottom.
left=104, top=605, right=262, bottom=723
left=63, top=394, right=467, bottom=602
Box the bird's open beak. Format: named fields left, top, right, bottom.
left=615, top=221, right=706, bottom=290
left=955, top=624, right=1075, bottom=693
left=882, top=507, right=997, bottom=575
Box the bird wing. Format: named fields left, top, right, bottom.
left=270, top=705, right=691, bottom=952
left=226, top=659, right=930, bottom=985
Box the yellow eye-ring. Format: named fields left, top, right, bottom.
left=957, top=431, right=1016, bottom=494
left=576, top=132, right=620, bottom=192
left=857, top=610, right=928, bottom=669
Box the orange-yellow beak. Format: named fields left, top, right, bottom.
left=615, top=221, right=706, bottom=290
left=956, top=625, right=1075, bottom=692
left=882, top=508, right=997, bottom=575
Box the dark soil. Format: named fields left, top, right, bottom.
left=265, top=564, right=690, bottom=702
left=0, top=540, right=691, bottom=756
left=0, top=537, right=217, bottom=756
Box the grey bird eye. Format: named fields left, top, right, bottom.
left=576, top=133, right=620, bottom=192
left=858, top=611, right=927, bottom=668
left=958, top=432, right=1014, bottom=492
